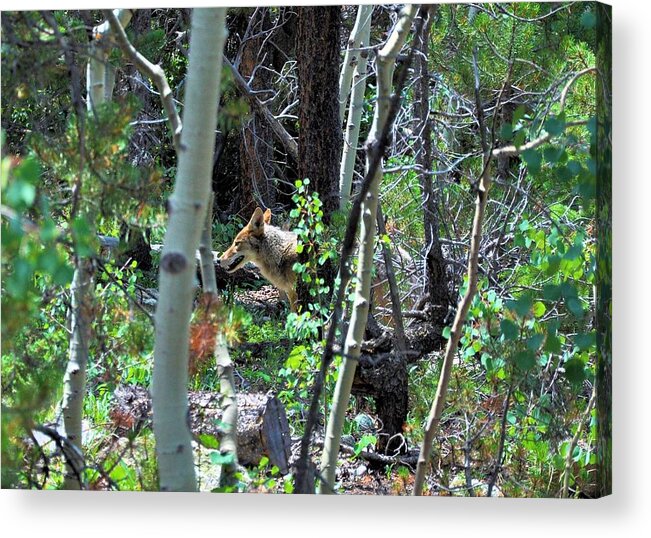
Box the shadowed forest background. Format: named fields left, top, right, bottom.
left=1, top=2, right=611, bottom=496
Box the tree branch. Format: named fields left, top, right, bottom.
left=225, top=57, right=299, bottom=162
left=492, top=67, right=596, bottom=158
left=102, top=9, right=183, bottom=154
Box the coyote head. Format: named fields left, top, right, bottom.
left=219, top=207, right=271, bottom=273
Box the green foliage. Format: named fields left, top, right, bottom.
left=1, top=5, right=603, bottom=496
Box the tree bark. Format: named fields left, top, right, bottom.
left=152, top=8, right=228, bottom=492
left=238, top=8, right=275, bottom=213
left=61, top=257, right=93, bottom=489
left=414, top=6, right=449, bottom=327
left=295, top=6, right=343, bottom=309
left=296, top=6, right=342, bottom=223
left=339, top=4, right=373, bottom=209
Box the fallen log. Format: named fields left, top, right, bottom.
left=110, top=385, right=291, bottom=474
left=150, top=243, right=262, bottom=289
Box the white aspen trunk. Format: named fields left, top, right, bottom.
left=60, top=10, right=133, bottom=489
left=339, top=5, right=373, bottom=210
left=197, top=192, right=241, bottom=485
left=152, top=8, right=228, bottom=492
left=198, top=192, right=217, bottom=292
left=338, top=5, right=373, bottom=125
left=319, top=5, right=417, bottom=494
left=86, top=9, right=132, bottom=111
left=61, top=258, right=93, bottom=489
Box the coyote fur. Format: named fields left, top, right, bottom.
left=220, top=207, right=298, bottom=311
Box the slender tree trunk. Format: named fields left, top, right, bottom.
left=414, top=6, right=448, bottom=326
left=61, top=9, right=133, bottom=489
left=198, top=193, right=241, bottom=486
left=413, top=45, right=496, bottom=495
left=152, top=8, right=228, bottom=492
left=86, top=9, right=132, bottom=112
left=318, top=5, right=418, bottom=494
left=339, top=4, right=373, bottom=209
left=338, top=4, right=373, bottom=125
left=61, top=257, right=93, bottom=489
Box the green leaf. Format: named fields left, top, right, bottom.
left=567, top=160, right=583, bottom=177
left=532, top=302, right=546, bottom=318
left=210, top=451, right=236, bottom=465
left=512, top=104, right=527, bottom=124
left=543, top=145, right=565, bottom=164
left=14, top=156, right=41, bottom=183
left=507, top=294, right=533, bottom=318
left=500, top=123, right=514, bottom=141
left=442, top=326, right=451, bottom=339
left=52, top=262, right=74, bottom=286
left=109, top=462, right=128, bottom=481
left=566, top=297, right=585, bottom=318
left=286, top=345, right=306, bottom=369
left=580, top=11, right=596, bottom=29
left=198, top=433, right=220, bottom=449
left=521, top=149, right=542, bottom=173
left=5, top=179, right=36, bottom=209
left=6, top=258, right=34, bottom=296
left=543, top=284, right=561, bottom=301
left=544, top=116, right=566, bottom=136
left=513, top=129, right=527, bottom=148
left=557, top=165, right=572, bottom=181
left=574, top=332, right=596, bottom=351
left=564, top=358, right=587, bottom=385
left=514, top=350, right=536, bottom=370
left=544, top=255, right=561, bottom=276
left=527, top=333, right=545, bottom=352
left=544, top=334, right=561, bottom=354
left=354, top=434, right=377, bottom=457
left=500, top=319, right=519, bottom=341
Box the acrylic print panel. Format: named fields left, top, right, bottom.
left=0, top=2, right=611, bottom=497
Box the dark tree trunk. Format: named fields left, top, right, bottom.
left=296, top=6, right=342, bottom=223
left=414, top=6, right=449, bottom=328
left=353, top=351, right=408, bottom=455
left=239, top=8, right=275, bottom=214
left=595, top=2, right=612, bottom=498
left=295, top=6, right=342, bottom=310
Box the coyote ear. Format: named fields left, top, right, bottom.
left=248, top=207, right=265, bottom=234
left=263, top=208, right=272, bottom=225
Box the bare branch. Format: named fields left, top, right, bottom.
left=225, top=58, right=299, bottom=162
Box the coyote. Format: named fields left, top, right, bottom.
left=220, top=207, right=298, bottom=311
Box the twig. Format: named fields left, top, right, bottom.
left=376, top=201, right=407, bottom=355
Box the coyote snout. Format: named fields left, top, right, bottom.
left=220, top=207, right=298, bottom=312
